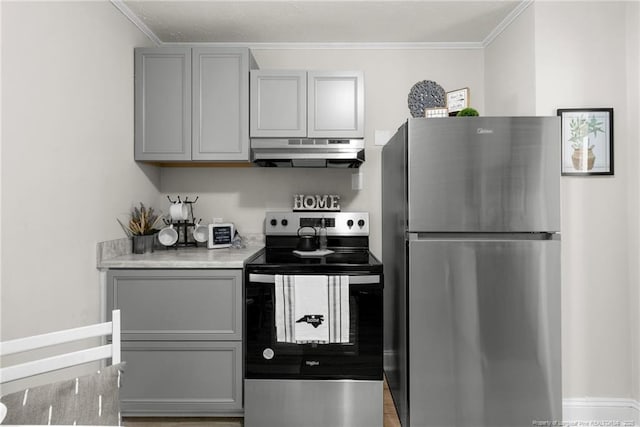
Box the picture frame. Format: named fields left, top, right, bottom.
left=424, top=107, right=448, bottom=118
left=558, top=108, right=614, bottom=176
left=446, top=87, right=469, bottom=115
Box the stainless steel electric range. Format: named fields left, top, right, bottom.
left=244, top=211, right=384, bottom=427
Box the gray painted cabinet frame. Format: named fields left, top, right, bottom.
left=106, top=269, right=243, bottom=416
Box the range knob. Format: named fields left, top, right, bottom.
left=270, top=219, right=277, bottom=227
left=358, top=219, right=365, bottom=228
left=347, top=219, right=354, bottom=228
left=281, top=219, right=288, bottom=226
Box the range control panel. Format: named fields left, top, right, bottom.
left=265, top=212, right=369, bottom=236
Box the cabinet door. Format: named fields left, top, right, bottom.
left=120, top=341, right=243, bottom=415
left=250, top=70, right=307, bottom=138
left=192, top=48, right=249, bottom=161
left=107, top=269, right=242, bottom=341
left=134, top=48, right=191, bottom=161
left=307, top=71, right=364, bottom=138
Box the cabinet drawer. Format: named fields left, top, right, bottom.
left=107, top=269, right=242, bottom=341
left=120, top=341, right=242, bottom=415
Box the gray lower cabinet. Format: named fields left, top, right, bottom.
left=120, top=341, right=242, bottom=415
left=106, top=269, right=243, bottom=416
left=135, top=47, right=255, bottom=163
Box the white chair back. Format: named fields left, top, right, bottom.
left=0, top=310, right=121, bottom=384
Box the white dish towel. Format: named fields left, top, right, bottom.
left=275, top=275, right=350, bottom=344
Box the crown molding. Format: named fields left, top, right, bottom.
left=111, top=0, right=529, bottom=51
left=110, top=0, right=162, bottom=46
left=160, top=41, right=484, bottom=50
left=482, top=0, right=534, bottom=48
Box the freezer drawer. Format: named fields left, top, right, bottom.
left=408, top=236, right=561, bottom=427
left=407, top=117, right=560, bottom=232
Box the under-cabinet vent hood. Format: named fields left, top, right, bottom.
left=251, top=139, right=365, bottom=168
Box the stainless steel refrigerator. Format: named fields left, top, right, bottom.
left=382, top=117, right=561, bottom=427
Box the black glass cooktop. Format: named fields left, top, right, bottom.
left=245, top=247, right=383, bottom=274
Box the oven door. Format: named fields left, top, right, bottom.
left=245, top=272, right=383, bottom=381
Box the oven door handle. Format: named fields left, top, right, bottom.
left=248, top=273, right=381, bottom=284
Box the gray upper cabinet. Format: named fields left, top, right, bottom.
left=250, top=70, right=364, bottom=139
left=308, top=71, right=364, bottom=138
left=192, top=48, right=250, bottom=161
left=135, top=47, right=254, bottom=162
left=250, top=70, right=307, bottom=138
left=135, top=48, right=191, bottom=161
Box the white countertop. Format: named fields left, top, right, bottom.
left=97, top=244, right=264, bottom=269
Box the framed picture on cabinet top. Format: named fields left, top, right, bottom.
left=558, top=108, right=614, bottom=176
left=446, top=87, right=469, bottom=115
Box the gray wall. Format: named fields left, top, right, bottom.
left=1, top=1, right=159, bottom=344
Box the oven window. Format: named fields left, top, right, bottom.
left=245, top=279, right=383, bottom=380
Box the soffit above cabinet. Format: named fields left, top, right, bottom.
left=115, top=0, right=527, bottom=48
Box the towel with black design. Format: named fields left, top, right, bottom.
left=275, top=275, right=349, bottom=344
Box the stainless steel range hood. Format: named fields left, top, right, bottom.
left=250, top=139, right=365, bottom=168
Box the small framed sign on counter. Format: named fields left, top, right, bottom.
left=208, top=223, right=235, bottom=248
left=446, top=87, right=470, bottom=115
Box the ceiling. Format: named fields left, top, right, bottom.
left=115, top=0, right=527, bottom=47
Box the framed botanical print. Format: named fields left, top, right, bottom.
left=558, top=108, right=614, bottom=176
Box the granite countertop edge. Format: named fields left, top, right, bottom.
left=97, top=237, right=264, bottom=269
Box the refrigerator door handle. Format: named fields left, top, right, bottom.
left=408, top=232, right=560, bottom=241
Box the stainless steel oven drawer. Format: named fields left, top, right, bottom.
left=244, top=379, right=383, bottom=427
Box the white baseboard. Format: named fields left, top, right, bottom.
left=564, top=398, right=640, bottom=426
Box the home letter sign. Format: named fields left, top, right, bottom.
left=293, top=194, right=341, bottom=211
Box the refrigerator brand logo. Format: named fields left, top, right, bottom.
left=305, top=360, right=320, bottom=367
left=477, top=128, right=494, bottom=134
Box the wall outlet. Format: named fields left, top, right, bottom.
left=212, top=217, right=223, bottom=224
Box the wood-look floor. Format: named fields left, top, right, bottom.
left=124, top=376, right=401, bottom=427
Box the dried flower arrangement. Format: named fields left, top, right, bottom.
left=118, top=203, right=164, bottom=236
